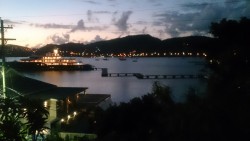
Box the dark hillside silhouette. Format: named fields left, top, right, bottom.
left=2, top=35, right=218, bottom=57
left=34, top=35, right=216, bottom=57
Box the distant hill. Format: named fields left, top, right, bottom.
left=162, top=36, right=218, bottom=52
left=1, top=35, right=218, bottom=57
left=0, top=45, right=34, bottom=57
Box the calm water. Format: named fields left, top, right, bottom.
left=6, top=57, right=207, bottom=103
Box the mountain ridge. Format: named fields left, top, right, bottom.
left=1, top=34, right=217, bottom=57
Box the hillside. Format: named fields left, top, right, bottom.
left=1, top=35, right=217, bottom=57
left=0, top=45, right=34, bottom=57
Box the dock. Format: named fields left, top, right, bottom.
left=101, top=68, right=108, bottom=77
left=100, top=68, right=206, bottom=79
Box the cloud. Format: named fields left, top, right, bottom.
left=87, top=10, right=110, bottom=22
left=111, top=11, right=118, bottom=22
left=71, top=19, right=85, bottom=32
left=81, top=0, right=99, bottom=4
left=87, top=10, right=93, bottom=21
left=142, top=27, right=147, bottom=34
left=70, top=19, right=108, bottom=32
left=90, top=35, right=106, bottom=43
left=154, top=0, right=250, bottom=37
left=31, top=19, right=107, bottom=32
left=32, top=23, right=72, bottom=29
left=48, top=33, right=70, bottom=44
left=114, top=11, right=133, bottom=31
left=83, top=35, right=106, bottom=44
left=4, top=19, right=22, bottom=24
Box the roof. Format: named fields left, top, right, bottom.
left=1, top=68, right=88, bottom=99
left=27, top=87, right=87, bottom=100
left=76, top=94, right=111, bottom=106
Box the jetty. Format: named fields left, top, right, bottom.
left=100, top=68, right=206, bottom=79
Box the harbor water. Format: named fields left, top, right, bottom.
left=6, top=57, right=207, bottom=103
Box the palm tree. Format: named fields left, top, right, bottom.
left=20, top=98, right=49, bottom=141
left=0, top=97, right=28, bottom=141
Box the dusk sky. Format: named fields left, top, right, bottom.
left=0, top=0, right=249, bottom=48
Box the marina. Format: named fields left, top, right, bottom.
left=9, top=57, right=207, bottom=103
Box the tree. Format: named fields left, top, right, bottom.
left=0, top=97, right=28, bottom=141
left=20, top=98, right=49, bottom=141
left=95, top=81, right=173, bottom=141
left=205, top=17, right=250, bottom=140
left=0, top=96, right=50, bottom=141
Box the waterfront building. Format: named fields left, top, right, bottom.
left=1, top=69, right=111, bottom=140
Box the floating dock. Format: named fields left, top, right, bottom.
left=100, top=68, right=206, bottom=79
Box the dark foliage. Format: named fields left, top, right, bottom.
left=94, top=17, right=250, bottom=141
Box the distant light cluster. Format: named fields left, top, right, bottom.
left=59, top=50, right=208, bottom=57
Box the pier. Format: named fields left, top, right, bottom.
left=100, top=68, right=206, bottom=79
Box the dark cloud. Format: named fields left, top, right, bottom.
left=142, top=27, right=147, bottom=34
left=93, top=11, right=111, bottom=14
left=89, top=35, right=106, bottom=43
left=48, top=33, right=70, bottom=44
left=114, top=11, right=133, bottom=31
left=83, top=35, right=106, bottom=44
left=4, top=19, right=22, bottom=24
left=87, top=10, right=111, bottom=22
left=155, top=0, right=250, bottom=37
left=158, top=29, right=165, bottom=38
left=87, top=10, right=93, bottom=21
left=111, top=11, right=118, bottom=22
left=70, top=19, right=108, bottom=32
left=181, top=2, right=211, bottom=11
left=71, top=19, right=85, bottom=32
left=32, top=23, right=72, bottom=29
left=81, top=0, right=99, bottom=4
left=32, top=19, right=107, bottom=32
left=136, top=21, right=148, bottom=25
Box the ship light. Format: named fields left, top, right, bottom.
left=54, top=49, right=58, bottom=55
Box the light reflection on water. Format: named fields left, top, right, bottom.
left=7, top=57, right=207, bottom=103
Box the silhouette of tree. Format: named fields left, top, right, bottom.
left=205, top=17, right=250, bottom=140
left=20, top=98, right=49, bottom=141
left=95, top=82, right=173, bottom=141
left=95, top=17, right=250, bottom=141
left=0, top=97, right=28, bottom=141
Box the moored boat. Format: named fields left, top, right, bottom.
left=118, top=56, right=126, bottom=61
left=6, top=49, right=94, bottom=71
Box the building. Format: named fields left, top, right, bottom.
left=1, top=68, right=111, bottom=140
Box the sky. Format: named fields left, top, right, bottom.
left=0, top=0, right=249, bottom=48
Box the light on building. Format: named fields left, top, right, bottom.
left=44, top=101, right=47, bottom=108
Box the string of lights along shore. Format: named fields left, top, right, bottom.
left=0, top=0, right=249, bottom=48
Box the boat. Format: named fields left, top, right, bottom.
left=7, top=49, right=94, bottom=71
left=132, top=58, right=138, bottom=62
left=118, top=56, right=126, bottom=61
left=103, top=57, right=109, bottom=61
